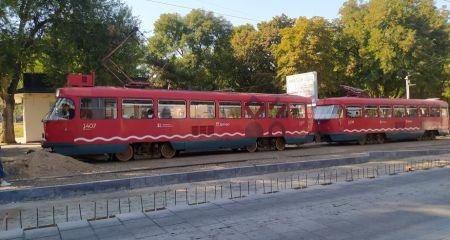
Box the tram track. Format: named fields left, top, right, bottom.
left=11, top=138, right=450, bottom=186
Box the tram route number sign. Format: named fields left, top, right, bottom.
left=286, top=71, right=318, bottom=101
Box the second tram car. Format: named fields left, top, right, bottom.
left=42, top=87, right=315, bottom=160
left=315, top=97, right=449, bottom=144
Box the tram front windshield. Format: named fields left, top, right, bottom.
left=314, top=105, right=341, bottom=119
left=45, top=98, right=75, bottom=120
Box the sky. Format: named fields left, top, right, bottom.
left=124, top=0, right=450, bottom=37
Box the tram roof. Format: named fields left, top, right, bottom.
left=317, top=97, right=448, bottom=107
left=57, top=86, right=313, bottom=102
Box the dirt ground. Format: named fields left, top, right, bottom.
left=0, top=144, right=96, bottom=180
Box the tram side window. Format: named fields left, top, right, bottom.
left=364, top=106, right=378, bottom=118
left=346, top=106, right=362, bottom=118
left=393, top=106, right=406, bottom=118
left=268, top=103, right=288, bottom=118
left=290, top=103, right=305, bottom=118
left=122, top=99, right=153, bottom=119
left=80, top=98, right=117, bottom=120
left=219, top=102, right=241, bottom=118
left=244, top=102, right=265, bottom=118
left=158, top=100, right=186, bottom=119
left=420, top=107, right=429, bottom=117
left=190, top=101, right=215, bottom=119
left=379, top=106, right=392, bottom=118
left=430, top=107, right=441, bottom=117
left=406, top=106, right=418, bottom=117
left=441, top=108, right=448, bottom=118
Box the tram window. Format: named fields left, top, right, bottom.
left=393, top=106, right=406, bottom=117
left=406, top=106, right=418, bottom=117
left=46, top=98, right=75, bottom=120
left=158, top=100, right=186, bottom=119
left=268, top=103, right=288, bottom=118
left=379, top=106, right=392, bottom=118
left=190, top=101, right=215, bottom=119
left=314, top=105, right=341, bottom=119
left=430, top=107, right=441, bottom=117
left=80, top=98, right=117, bottom=120
left=244, top=102, right=265, bottom=118
left=290, top=103, right=305, bottom=118
left=122, top=99, right=153, bottom=119
left=420, top=107, right=429, bottom=117
left=346, top=106, right=362, bottom=118
left=441, top=108, right=448, bottom=118
left=364, top=106, right=378, bottom=118
left=219, top=102, right=241, bottom=118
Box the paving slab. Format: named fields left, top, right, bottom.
left=3, top=167, right=450, bottom=240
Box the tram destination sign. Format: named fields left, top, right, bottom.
left=286, top=71, right=318, bottom=101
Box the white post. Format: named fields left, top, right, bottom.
left=405, top=76, right=410, bottom=99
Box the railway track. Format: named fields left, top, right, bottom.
left=11, top=138, right=450, bottom=186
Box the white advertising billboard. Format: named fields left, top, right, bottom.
left=286, top=71, right=318, bottom=100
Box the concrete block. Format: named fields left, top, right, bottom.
left=57, top=220, right=89, bottom=231
left=144, top=176, right=162, bottom=187
left=129, top=177, right=147, bottom=189
left=212, top=169, right=236, bottom=179
left=89, top=218, right=121, bottom=229
left=187, top=170, right=216, bottom=182
left=93, top=179, right=129, bottom=192
left=59, top=227, right=95, bottom=240
left=0, top=229, right=23, bottom=240
left=24, top=227, right=59, bottom=239
left=115, top=212, right=146, bottom=222
left=160, top=173, right=186, bottom=185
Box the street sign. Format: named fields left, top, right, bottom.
left=286, top=71, right=318, bottom=101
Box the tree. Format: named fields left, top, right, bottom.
left=339, top=0, right=450, bottom=98
left=229, top=15, right=294, bottom=93
left=274, top=17, right=342, bottom=97
left=0, top=0, right=142, bottom=143
left=147, top=9, right=233, bottom=90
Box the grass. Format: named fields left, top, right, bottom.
left=14, top=122, right=23, bottom=138
left=0, top=122, right=24, bottom=139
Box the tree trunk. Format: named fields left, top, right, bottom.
left=1, top=94, right=16, bottom=144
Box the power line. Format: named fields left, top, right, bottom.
left=193, top=0, right=259, bottom=20
left=144, top=0, right=265, bottom=23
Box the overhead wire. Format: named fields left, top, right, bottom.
left=143, top=0, right=264, bottom=22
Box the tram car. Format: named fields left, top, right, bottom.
left=42, top=87, right=315, bottom=160
left=315, top=97, right=449, bottom=144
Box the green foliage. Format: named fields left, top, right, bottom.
left=339, top=0, right=450, bottom=98
left=229, top=15, right=295, bottom=93
left=147, top=9, right=233, bottom=90
left=274, top=17, right=342, bottom=97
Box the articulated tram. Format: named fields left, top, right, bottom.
left=42, top=87, right=315, bottom=160
left=315, top=97, right=449, bottom=144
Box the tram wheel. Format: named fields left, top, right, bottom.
left=115, top=145, right=134, bottom=162
left=429, top=131, right=436, bottom=140
left=160, top=143, right=176, bottom=159
left=357, top=135, right=367, bottom=145
left=376, top=134, right=385, bottom=144
left=246, top=143, right=258, bottom=153
left=275, top=138, right=286, bottom=151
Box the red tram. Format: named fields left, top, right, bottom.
left=42, top=87, right=315, bottom=160
left=315, top=97, right=449, bottom=144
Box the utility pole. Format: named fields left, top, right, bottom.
left=405, top=75, right=415, bottom=99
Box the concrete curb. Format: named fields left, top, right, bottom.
left=1, top=149, right=449, bottom=204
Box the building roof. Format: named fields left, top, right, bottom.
left=16, top=73, right=56, bottom=94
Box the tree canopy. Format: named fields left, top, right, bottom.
left=0, top=0, right=142, bottom=143
left=1, top=0, right=450, bottom=143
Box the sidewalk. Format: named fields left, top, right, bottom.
left=1, top=167, right=450, bottom=240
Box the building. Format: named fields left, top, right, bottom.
left=14, top=74, right=56, bottom=143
